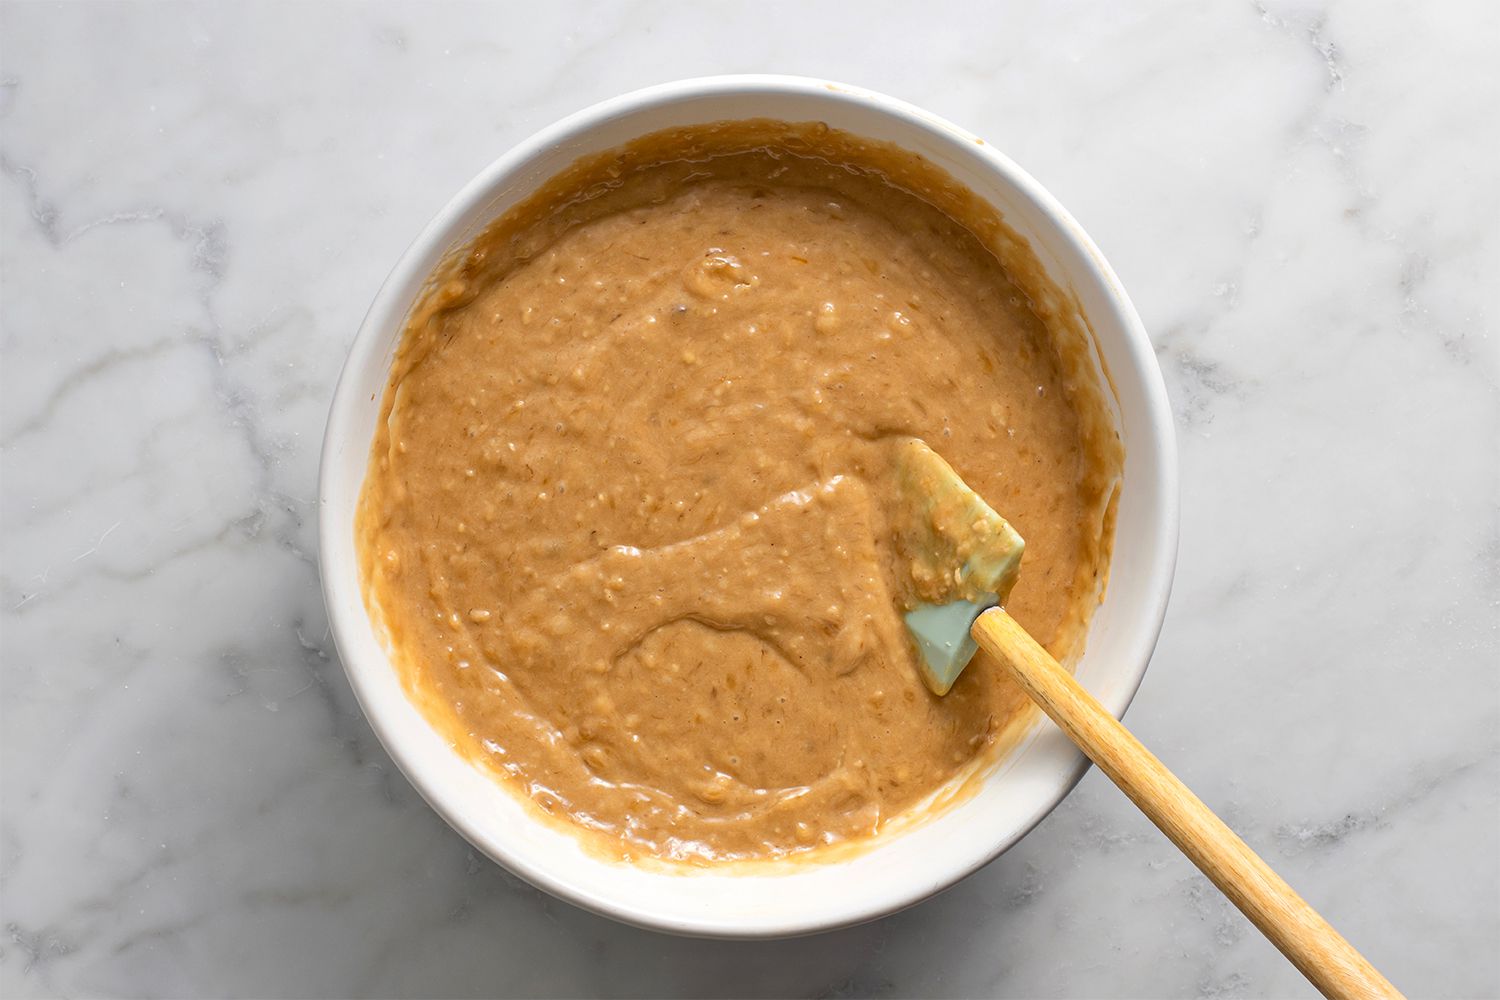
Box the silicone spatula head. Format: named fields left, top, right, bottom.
left=892, top=438, right=1025, bottom=695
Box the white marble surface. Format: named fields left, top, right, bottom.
left=2, top=2, right=1496, bottom=996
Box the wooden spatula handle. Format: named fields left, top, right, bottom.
left=971, top=608, right=1402, bottom=1000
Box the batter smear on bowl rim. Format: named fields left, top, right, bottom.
left=357, top=120, right=1121, bottom=864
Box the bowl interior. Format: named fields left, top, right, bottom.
left=319, top=76, right=1177, bottom=937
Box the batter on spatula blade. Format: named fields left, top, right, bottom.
left=892, top=438, right=1025, bottom=696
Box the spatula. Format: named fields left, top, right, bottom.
left=895, top=439, right=1402, bottom=1000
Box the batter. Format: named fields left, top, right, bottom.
left=358, top=121, right=1120, bottom=863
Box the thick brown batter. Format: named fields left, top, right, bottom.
left=358, top=121, right=1120, bottom=863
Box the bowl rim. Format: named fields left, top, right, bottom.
left=318, top=73, right=1179, bottom=938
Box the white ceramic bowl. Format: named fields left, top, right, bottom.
left=319, top=75, right=1178, bottom=937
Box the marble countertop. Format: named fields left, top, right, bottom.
left=2, top=2, right=1496, bottom=997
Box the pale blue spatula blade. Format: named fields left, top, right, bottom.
left=904, top=597, right=999, bottom=695
left=894, top=439, right=1025, bottom=695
